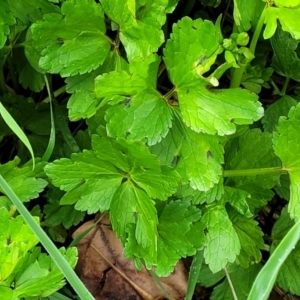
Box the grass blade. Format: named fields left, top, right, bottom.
left=185, top=250, right=204, bottom=300
left=0, top=175, right=95, bottom=300
left=247, top=218, right=300, bottom=300
left=42, top=75, right=56, bottom=161
left=0, top=102, right=35, bottom=169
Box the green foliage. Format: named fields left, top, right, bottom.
left=0, top=207, right=77, bottom=299
left=2, top=0, right=300, bottom=299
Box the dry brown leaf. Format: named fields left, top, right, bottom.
left=72, top=214, right=187, bottom=300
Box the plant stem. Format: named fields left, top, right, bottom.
left=281, top=77, right=290, bottom=95
left=230, top=5, right=267, bottom=88
left=224, top=267, right=239, bottom=300
left=42, top=85, right=66, bottom=103
left=224, top=166, right=285, bottom=177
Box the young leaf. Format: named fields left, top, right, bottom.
left=264, top=6, right=300, bottom=40
left=271, top=28, right=300, bottom=81
left=203, top=205, right=241, bottom=273
left=164, top=17, right=263, bottom=135
left=0, top=207, right=39, bottom=281
left=0, top=0, right=15, bottom=48
left=13, top=248, right=77, bottom=298
left=26, top=0, right=111, bottom=76
left=273, top=103, right=300, bottom=219
left=100, top=0, right=168, bottom=60
left=95, top=55, right=173, bottom=145
left=0, top=157, right=47, bottom=203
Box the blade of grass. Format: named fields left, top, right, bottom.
left=185, top=249, right=203, bottom=300
left=42, top=75, right=56, bottom=161
left=0, top=174, right=95, bottom=300
left=0, top=102, right=35, bottom=169
left=247, top=218, right=300, bottom=300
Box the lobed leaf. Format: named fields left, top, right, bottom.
left=264, top=6, right=300, bottom=40
left=95, top=55, right=173, bottom=145
left=164, top=17, right=263, bottom=135
left=100, top=0, right=168, bottom=60
left=26, top=0, right=110, bottom=77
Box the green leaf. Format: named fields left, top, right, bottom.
left=44, top=151, right=123, bottom=213
left=0, top=208, right=39, bottom=282
left=27, top=0, right=110, bottom=76
left=225, top=129, right=280, bottom=209
left=100, top=0, right=168, bottom=60
left=203, top=205, right=241, bottom=273
left=224, top=187, right=252, bottom=218
left=7, top=0, right=59, bottom=25
left=271, top=207, right=300, bottom=296
left=211, top=264, right=261, bottom=300
left=233, top=0, right=265, bottom=32
left=155, top=200, right=202, bottom=275
left=66, top=51, right=128, bottom=121
left=164, top=17, right=263, bottom=135
left=0, top=1, right=15, bottom=48
left=271, top=28, right=300, bottom=81
left=264, top=6, right=300, bottom=40
left=228, top=207, right=264, bottom=268
left=13, top=247, right=77, bottom=298
left=273, top=103, right=300, bottom=219
left=105, top=89, right=172, bottom=146
left=0, top=157, right=47, bottom=202
left=44, top=187, right=85, bottom=229
left=111, top=181, right=158, bottom=255
left=124, top=200, right=203, bottom=276
left=197, top=264, right=225, bottom=287
left=262, top=95, right=298, bottom=132
left=95, top=55, right=173, bottom=145
left=151, top=112, right=224, bottom=192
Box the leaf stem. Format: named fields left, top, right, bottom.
left=224, top=166, right=285, bottom=177
left=224, top=267, right=239, bottom=300
left=230, top=5, right=267, bottom=88
left=281, top=77, right=290, bottom=95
